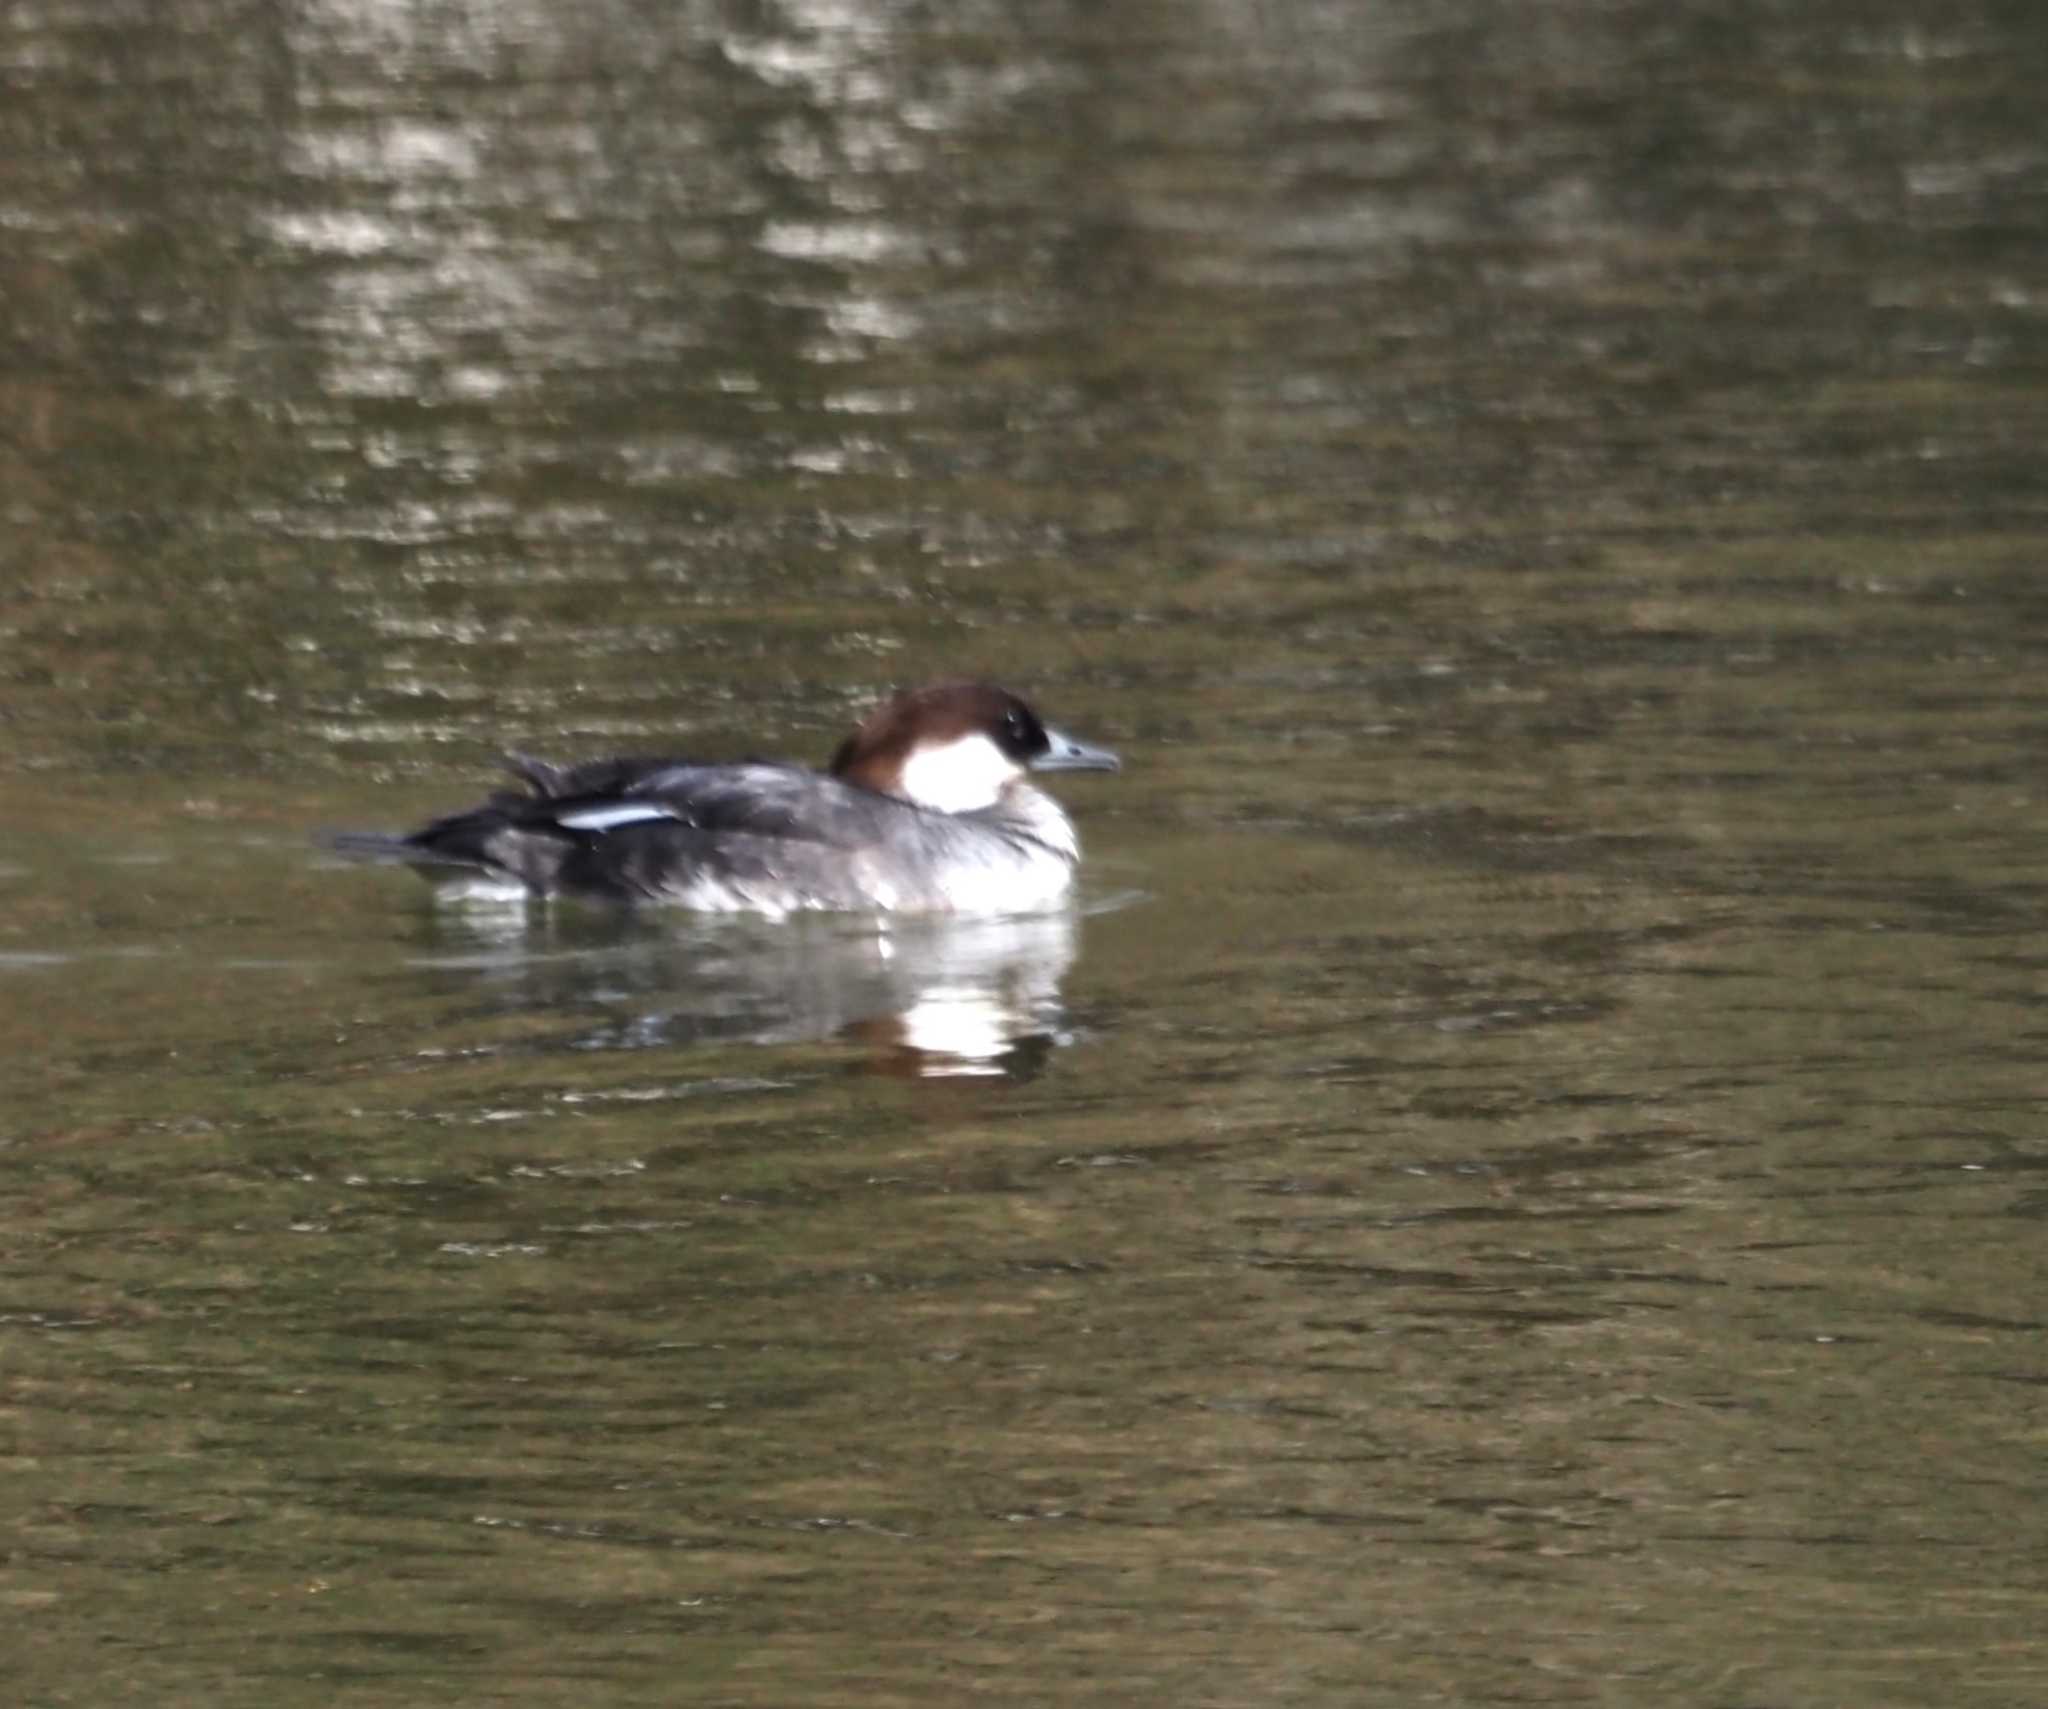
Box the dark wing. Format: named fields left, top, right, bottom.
left=500, top=751, right=698, bottom=800
left=609, top=763, right=906, bottom=843
left=496, top=754, right=885, bottom=841
left=558, top=766, right=960, bottom=907
left=342, top=760, right=930, bottom=900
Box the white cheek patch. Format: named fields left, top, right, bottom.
left=895, top=733, right=1019, bottom=814
left=555, top=802, right=682, bottom=832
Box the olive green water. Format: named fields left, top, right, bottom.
left=8, top=2, right=2048, bottom=1703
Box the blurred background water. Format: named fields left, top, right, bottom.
left=7, top=1, right=2048, bottom=1703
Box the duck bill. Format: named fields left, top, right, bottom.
left=1030, top=726, right=1121, bottom=774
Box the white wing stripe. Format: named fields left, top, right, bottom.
left=555, top=803, right=681, bottom=832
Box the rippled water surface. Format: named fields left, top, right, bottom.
left=8, top=1, right=2048, bottom=1703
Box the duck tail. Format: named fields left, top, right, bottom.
left=322, top=828, right=483, bottom=871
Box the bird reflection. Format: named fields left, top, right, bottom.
left=401, top=906, right=1087, bottom=1079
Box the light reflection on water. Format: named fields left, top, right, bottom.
left=391, top=900, right=1097, bottom=1078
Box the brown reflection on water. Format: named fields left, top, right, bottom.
left=12, top=813, right=2048, bottom=1700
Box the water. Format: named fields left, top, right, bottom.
left=7, top=0, right=2048, bottom=1702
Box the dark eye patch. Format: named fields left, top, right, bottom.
left=996, top=703, right=1048, bottom=759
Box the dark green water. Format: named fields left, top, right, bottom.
left=8, top=1, right=2048, bottom=1703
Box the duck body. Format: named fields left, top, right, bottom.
left=331, top=682, right=1118, bottom=917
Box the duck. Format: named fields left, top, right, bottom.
left=329, top=681, right=1119, bottom=916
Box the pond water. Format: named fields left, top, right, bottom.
left=7, top=1, right=2048, bottom=1703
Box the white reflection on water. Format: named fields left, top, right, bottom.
left=404, top=904, right=1104, bottom=1078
